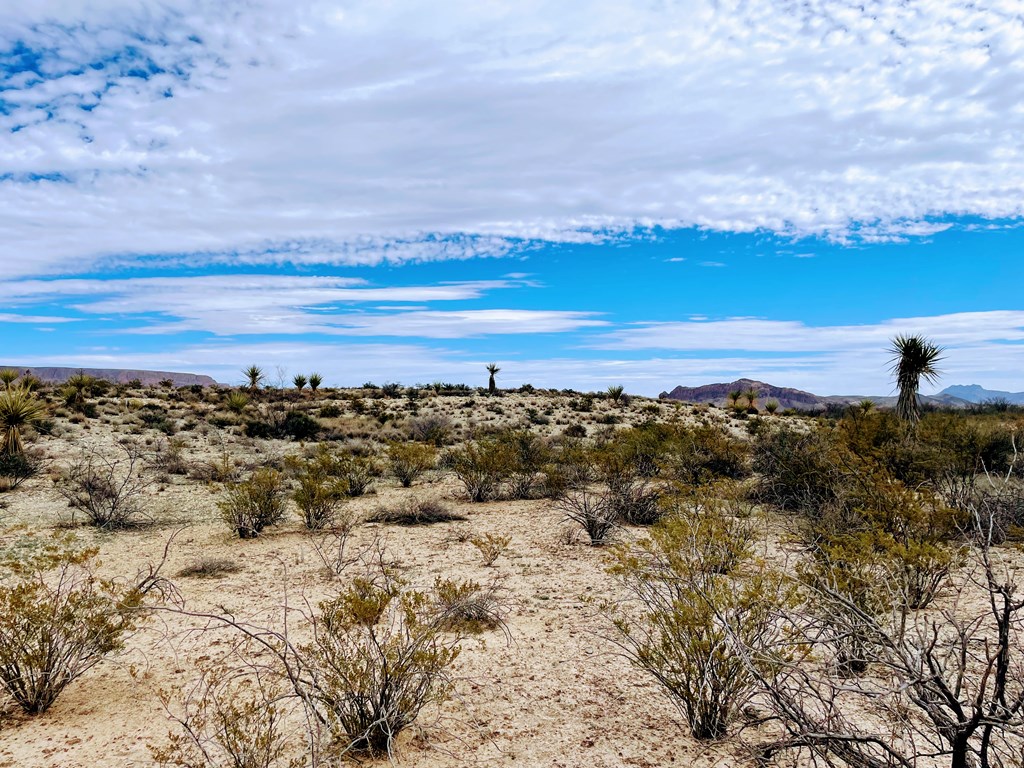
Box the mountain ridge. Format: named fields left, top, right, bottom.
left=659, top=378, right=974, bottom=411
left=0, top=366, right=218, bottom=387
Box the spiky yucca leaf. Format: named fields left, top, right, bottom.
left=888, top=334, right=943, bottom=426
left=0, top=385, right=44, bottom=456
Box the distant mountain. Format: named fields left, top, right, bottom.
left=937, top=384, right=1024, bottom=405
left=659, top=378, right=970, bottom=411
left=659, top=379, right=829, bottom=411
left=0, top=366, right=217, bottom=387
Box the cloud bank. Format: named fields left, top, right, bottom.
left=2, top=0, right=1023, bottom=277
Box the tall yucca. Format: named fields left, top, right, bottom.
left=0, top=385, right=45, bottom=456
left=486, top=363, right=500, bottom=395
left=889, top=334, right=943, bottom=426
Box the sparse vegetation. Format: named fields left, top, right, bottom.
left=218, top=468, right=288, bottom=538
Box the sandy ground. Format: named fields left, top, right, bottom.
left=0, top=392, right=759, bottom=768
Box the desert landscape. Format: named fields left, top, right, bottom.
left=3, top=3, right=1023, bottom=766
left=0, top=359, right=1022, bottom=768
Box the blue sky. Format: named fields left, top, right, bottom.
left=1, top=1, right=1023, bottom=395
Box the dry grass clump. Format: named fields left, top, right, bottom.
left=367, top=497, right=466, bottom=526
left=175, top=557, right=242, bottom=579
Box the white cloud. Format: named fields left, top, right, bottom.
left=1, top=0, right=1023, bottom=276
left=0, top=274, right=602, bottom=337
left=597, top=311, right=1024, bottom=353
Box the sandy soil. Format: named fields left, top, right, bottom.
left=0, top=391, right=760, bottom=768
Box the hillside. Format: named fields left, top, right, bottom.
left=938, top=384, right=1024, bottom=405
left=659, top=378, right=970, bottom=410
left=0, top=366, right=217, bottom=387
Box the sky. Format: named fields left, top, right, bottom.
left=1, top=1, right=1023, bottom=396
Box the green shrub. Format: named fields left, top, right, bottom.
left=301, top=576, right=463, bottom=756
left=0, top=534, right=145, bottom=713
left=444, top=434, right=515, bottom=502
left=387, top=442, right=437, bottom=487
left=606, top=512, right=790, bottom=740
left=219, top=469, right=288, bottom=538
left=291, top=452, right=347, bottom=530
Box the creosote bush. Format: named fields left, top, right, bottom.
left=219, top=468, right=288, bottom=538
left=287, top=450, right=348, bottom=530
left=0, top=533, right=145, bottom=714
left=300, top=574, right=465, bottom=757
left=470, top=532, right=512, bottom=565
left=387, top=441, right=437, bottom=487
left=606, top=511, right=790, bottom=741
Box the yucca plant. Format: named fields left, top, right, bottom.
left=243, top=364, right=264, bottom=392
left=486, top=363, right=500, bottom=395
left=0, top=369, right=19, bottom=389
left=0, top=385, right=44, bottom=457
left=293, top=374, right=307, bottom=391
left=308, top=372, right=322, bottom=393
left=226, top=391, right=250, bottom=415
left=62, top=372, right=95, bottom=412
left=607, top=384, right=625, bottom=403
left=889, top=334, right=943, bottom=426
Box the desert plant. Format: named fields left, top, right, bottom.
left=292, top=453, right=348, bottom=531
left=0, top=450, right=40, bottom=491
left=55, top=443, right=151, bottom=528
left=764, top=399, right=779, bottom=415
left=744, top=386, right=759, bottom=411
left=558, top=488, right=617, bottom=545
left=432, top=576, right=508, bottom=634
left=367, top=497, right=465, bottom=526
left=307, top=373, right=322, bottom=393
left=175, top=557, right=242, bottom=579
left=606, top=513, right=790, bottom=741
left=608, top=473, right=663, bottom=525
left=727, top=389, right=743, bottom=410
left=409, top=413, right=453, bottom=446
left=470, top=532, right=511, bottom=566
left=889, top=333, right=943, bottom=426
left=607, top=384, right=625, bottom=403
left=445, top=435, right=514, bottom=502
left=226, top=391, right=250, bottom=414
left=152, top=665, right=300, bottom=768
left=486, top=363, right=500, bottom=395
left=219, top=468, right=288, bottom=538
left=339, top=454, right=381, bottom=497
left=0, top=533, right=146, bottom=714
left=387, top=441, right=437, bottom=487
left=243, top=364, right=264, bottom=392
left=0, top=384, right=44, bottom=457
left=0, top=369, right=19, bottom=388
left=62, top=372, right=97, bottom=413
left=300, top=576, right=464, bottom=756
left=293, top=373, right=307, bottom=391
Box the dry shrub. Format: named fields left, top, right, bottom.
left=0, top=533, right=146, bottom=714
left=367, top=497, right=466, bottom=526
left=433, top=576, right=509, bottom=634
left=219, top=468, right=288, bottom=538
left=176, top=557, right=241, bottom=579
left=557, top=488, right=617, bottom=545
left=152, top=665, right=301, bottom=768
left=55, top=442, right=151, bottom=528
